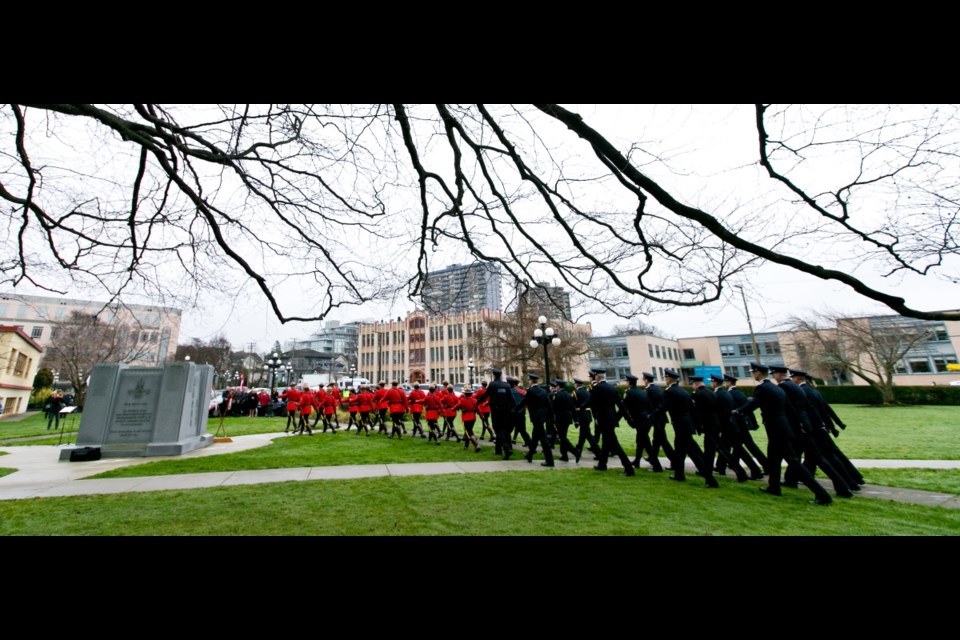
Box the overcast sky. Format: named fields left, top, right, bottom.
left=6, top=104, right=957, bottom=350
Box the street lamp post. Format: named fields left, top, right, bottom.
left=467, top=357, right=475, bottom=386
left=529, top=315, right=561, bottom=385
left=263, top=352, right=283, bottom=390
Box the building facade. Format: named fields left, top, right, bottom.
left=588, top=313, right=960, bottom=387
left=522, top=283, right=572, bottom=321
left=358, top=309, right=592, bottom=386
left=0, top=325, right=44, bottom=416
left=0, top=293, right=181, bottom=367
left=421, top=262, right=502, bottom=314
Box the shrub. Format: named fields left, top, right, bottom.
left=816, top=385, right=960, bottom=406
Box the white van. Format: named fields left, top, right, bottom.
left=338, top=377, right=372, bottom=390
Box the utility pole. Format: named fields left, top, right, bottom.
left=736, top=285, right=761, bottom=363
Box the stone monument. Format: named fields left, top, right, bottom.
left=60, top=361, right=215, bottom=460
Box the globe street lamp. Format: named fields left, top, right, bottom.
left=263, top=352, right=283, bottom=390
left=467, top=357, right=475, bottom=386
left=529, top=315, right=561, bottom=386
left=284, top=363, right=293, bottom=385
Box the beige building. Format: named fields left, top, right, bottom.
left=590, top=313, right=960, bottom=387
left=358, top=309, right=592, bottom=385
left=0, top=325, right=44, bottom=416
left=0, top=293, right=181, bottom=368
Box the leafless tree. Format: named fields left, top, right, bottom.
left=787, top=312, right=938, bottom=404
left=609, top=318, right=673, bottom=339
left=480, top=300, right=589, bottom=381
left=42, top=310, right=158, bottom=406
left=174, top=335, right=232, bottom=375
left=2, top=104, right=956, bottom=326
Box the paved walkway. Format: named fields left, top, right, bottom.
left=1, top=432, right=959, bottom=507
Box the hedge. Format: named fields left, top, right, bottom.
left=815, top=385, right=960, bottom=406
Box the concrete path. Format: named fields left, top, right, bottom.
left=1, top=432, right=958, bottom=508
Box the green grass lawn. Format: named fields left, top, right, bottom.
left=2, top=468, right=958, bottom=536
left=861, top=469, right=960, bottom=495
left=2, top=406, right=959, bottom=535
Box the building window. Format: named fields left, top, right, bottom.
left=720, top=344, right=735, bottom=357
left=724, top=365, right=739, bottom=377
left=658, top=367, right=664, bottom=379
left=738, top=344, right=754, bottom=356
left=14, top=353, right=28, bottom=376
left=908, top=359, right=931, bottom=374
left=682, top=348, right=695, bottom=360
left=648, top=344, right=654, bottom=357
left=31, top=326, right=43, bottom=339
left=615, top=346, right=629, bottom=358
left=763, top=341, right=781, bottom=355
left=934, top=357, right=958, bottom=372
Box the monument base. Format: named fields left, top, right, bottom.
left=59, top=434, right=214, bottom=461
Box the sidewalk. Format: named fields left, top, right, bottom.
left=1, top=432, right=959, bottom=507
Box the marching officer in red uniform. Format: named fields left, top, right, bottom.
left=279, top=383, right=301, bottom=434
left=423, top=385, right=443, bottom=445
left=385, top=381, right=409, bottom=439
left=457, top=386, right=482, bottom=452
left=408, top=383, right=427, bottom=437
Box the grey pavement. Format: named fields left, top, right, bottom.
left=1, top=431, right=959, bottom=508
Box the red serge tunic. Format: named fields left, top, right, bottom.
left=280, top=388, right=301, bottom=413
left=299, top=390, right=317, bottom=416
left=385, top=387, right=408, bottom=414
left=408, top=388, right=426, bottom=414
left=457, top=395, right=478, bottom=422
left=374, top=387, right=388, bottom=411
left=441, top=391, right=459, bottom=419
left=423, top=392, right=441, bottom=421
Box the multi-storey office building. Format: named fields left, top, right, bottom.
left=588, top=313, right=959, bottom=386
left=0, top=293, right=181, bottom=367
left=421, top=262, right=503, bottom=315
left=358, top=309, right=592, bottom=385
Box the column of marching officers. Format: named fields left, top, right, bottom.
left=272, top=361, right=863, bottom=506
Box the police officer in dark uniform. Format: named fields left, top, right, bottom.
left=643, top=372, right=675, bottom=470
left=791, top=369, right=864, bottom=491
left=573, top=377, right=599, bottom=458
left=693, top=376, right=748, bottom=482
left=585, top=369, right=635, bottom=476
left=732, top=363, right=832, bottom=505
left=486, top=368, right=515, bottom=460
left=518, top=373, right=555, bottom=467
left=654, top=370, right=718, bottom=488
left=801, top=373, right=865, bottom=486
left=724, top=374, right=767, bottom=473
left=550, top=379, right=581, bottom=463
left=713, top=374, right=764, bottom=479
left=772, top=366, right=854, bottom=498
left=622, top=374, right=662, bottom=472
left=508, top=376, right=533, bottom=449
